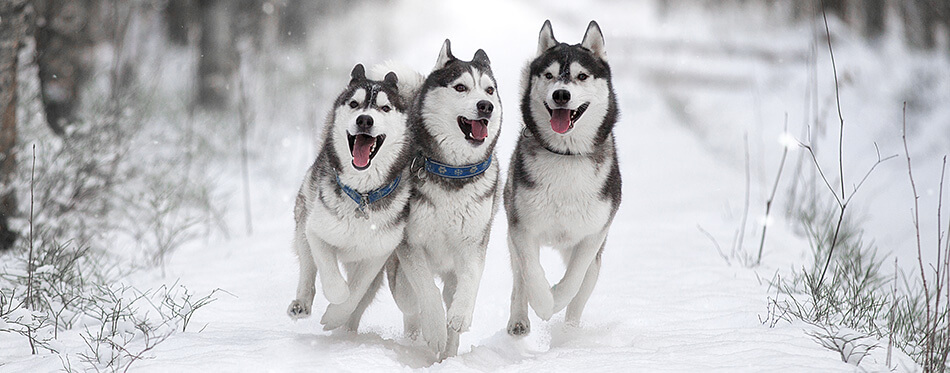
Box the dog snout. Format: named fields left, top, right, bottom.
left=552, top=89, right=571, bottom=106
left=476, top=100, right=494, bottom=117
left=356, top=114, right=374, bottom=131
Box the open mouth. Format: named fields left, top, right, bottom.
left=347, top=132, right=386, bottom=170
left=457, top=116, right=489, bottom=144
left=545, top=102, right=590, bottom=134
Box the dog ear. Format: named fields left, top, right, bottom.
left=434, top=39, right=456, bottom=71
left=537, top=20, right=557, bottom=56
left=472, top=49, right=490, bottom=67
left=349, top=64, right=366, bottom=85
left=383, top=71, right=398, bottom=89
left=581, top=20, right=607, bottom=61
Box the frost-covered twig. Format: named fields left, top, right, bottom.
left=756, top=114, right=790, bottom=265
left=26, top=144, right=36, bottom=354
left=732, top=134, right=751, bottom=261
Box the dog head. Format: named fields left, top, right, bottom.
left=523, top=20, right=618, bottom=154
left=328, top=64, right=411, bottom=184
left=417, top=40, right=502, bottom=164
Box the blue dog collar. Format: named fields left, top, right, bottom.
left=423, top=155, right=492, bottom=179
left=335, top=174, right=401, bottom=216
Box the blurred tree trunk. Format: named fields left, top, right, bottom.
left=165, top=0, right=195, bottom=46
left=33, top=0, right=93, bottom=136
left=919, top=0, right=940, bottom=49
left=235, top=0, right=266, bottom=50
left=822, top=0, right=847, bottom=20
left=0, top=0, right=27, bottom=251
left=279, top=0, right=306, bottom=45
left=864, top=0, right=886, bottom=39
left=901, top=0, right=941, bottom=49
left=197, top=0, right=235, bottom=110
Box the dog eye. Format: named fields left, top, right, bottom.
left=544, top=73, right=554, bottom=80
left=454, top=84, right=467, bottom=92
left=349, top=101, right=359, bottom=108
left=486, top=87, right=494, bottom=95
left=577, top=73, right=589, bottom=81
left=380, top=105, right=391, bottom=113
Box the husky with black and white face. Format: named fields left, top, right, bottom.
left=387, top=40, right=503, bottom=359
left=504, top=20, right=621, bottom=336
left=286, top=64, right=418, bottom=333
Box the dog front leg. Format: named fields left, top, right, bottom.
left=552, top=229, right=608, bottom=314
left=288, top=233, right=316, bottom=319
left=510, top=228, right=553, bottom=320
left=395, top=242, right=447, bottom=355
left=442, top=246, right=486, bottom=358
left=321, top=254, right=389, bottom=331
left=306, top=231, right=349, bottom=304
left=507, top=233, right=530, bottom=335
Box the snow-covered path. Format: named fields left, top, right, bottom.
left=128, top=36, right=869, bottom=369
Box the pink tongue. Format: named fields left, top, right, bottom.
left=352, top=135, right=375, bottom=168
left=469, top=120, right=488, bottom=140
left=550, top=109, right=572, bottom=134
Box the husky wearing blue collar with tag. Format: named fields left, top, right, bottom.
left=386, top=40, right=503, bottom=359
left=505, top=20, right=621, bottom=336
left=287, top=63, right=422, bottom=333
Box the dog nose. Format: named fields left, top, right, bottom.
left=476, top=100, right=494, bottom=117
left=356, top=114, right=373, bottom=130
left=552, top=89, right=571, bottom=105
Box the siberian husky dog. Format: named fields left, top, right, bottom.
left=504, top=20, right=621, bottom=336
left=286, top=64, right=419, bottom=332
left=388, top=40, right=503, bottom=358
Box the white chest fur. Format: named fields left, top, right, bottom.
left=512, top=149, right=614, bottom=248
left=306, top=183, right=410, bottom=263
left=407, top=162, right=500, bottom=272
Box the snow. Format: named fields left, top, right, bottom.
left=1, top=0, right=938, bottom=371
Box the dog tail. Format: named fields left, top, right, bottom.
left=370, top=61, right=425, bottom=104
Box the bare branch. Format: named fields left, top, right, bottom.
left=756, top=114, right=791, bottom=265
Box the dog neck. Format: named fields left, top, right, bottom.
left=522, top=126, right=580, bottom=156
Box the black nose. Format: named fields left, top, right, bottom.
left=552, top=89, right=571, bottom=106
left=476, top=100, right=494, bottom=117
left=356, top=114, right=373, bottom=130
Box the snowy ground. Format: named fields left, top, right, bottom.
left=2, top=0, right=940, bottom=371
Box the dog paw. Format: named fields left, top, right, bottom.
left=322, top=281, right=350, bottom=305
left=420, top=316, right=447, bottom=354
left=529, top=287, right=554, bottom=321
left=507, top=318, right=530, bottom=336
left=320, top=303, right=351, bottom=331
left=287, top=300, right=311, bottom=320
left=446, top=311, right=472, bottom=333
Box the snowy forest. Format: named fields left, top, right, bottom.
left=1, top=0, right=950, bottom=371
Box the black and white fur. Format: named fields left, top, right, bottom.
left=388, top=40, right=503, bottom=358
left=505, top=20, right=621, bottom=336
left=287, top=64, right=418, bottom=332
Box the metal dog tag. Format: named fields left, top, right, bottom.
left=355, top=195, right=370, bottom=219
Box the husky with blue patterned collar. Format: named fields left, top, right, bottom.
left=386, top=40, right=503, bottom=359
left=287, top=63, right=423, bottom=332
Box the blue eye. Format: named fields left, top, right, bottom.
left=454, top=84, right=467, bottom=92
left=544, top=73, right=554, bottom=80
left=577, top=73, right=589, bottom=81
